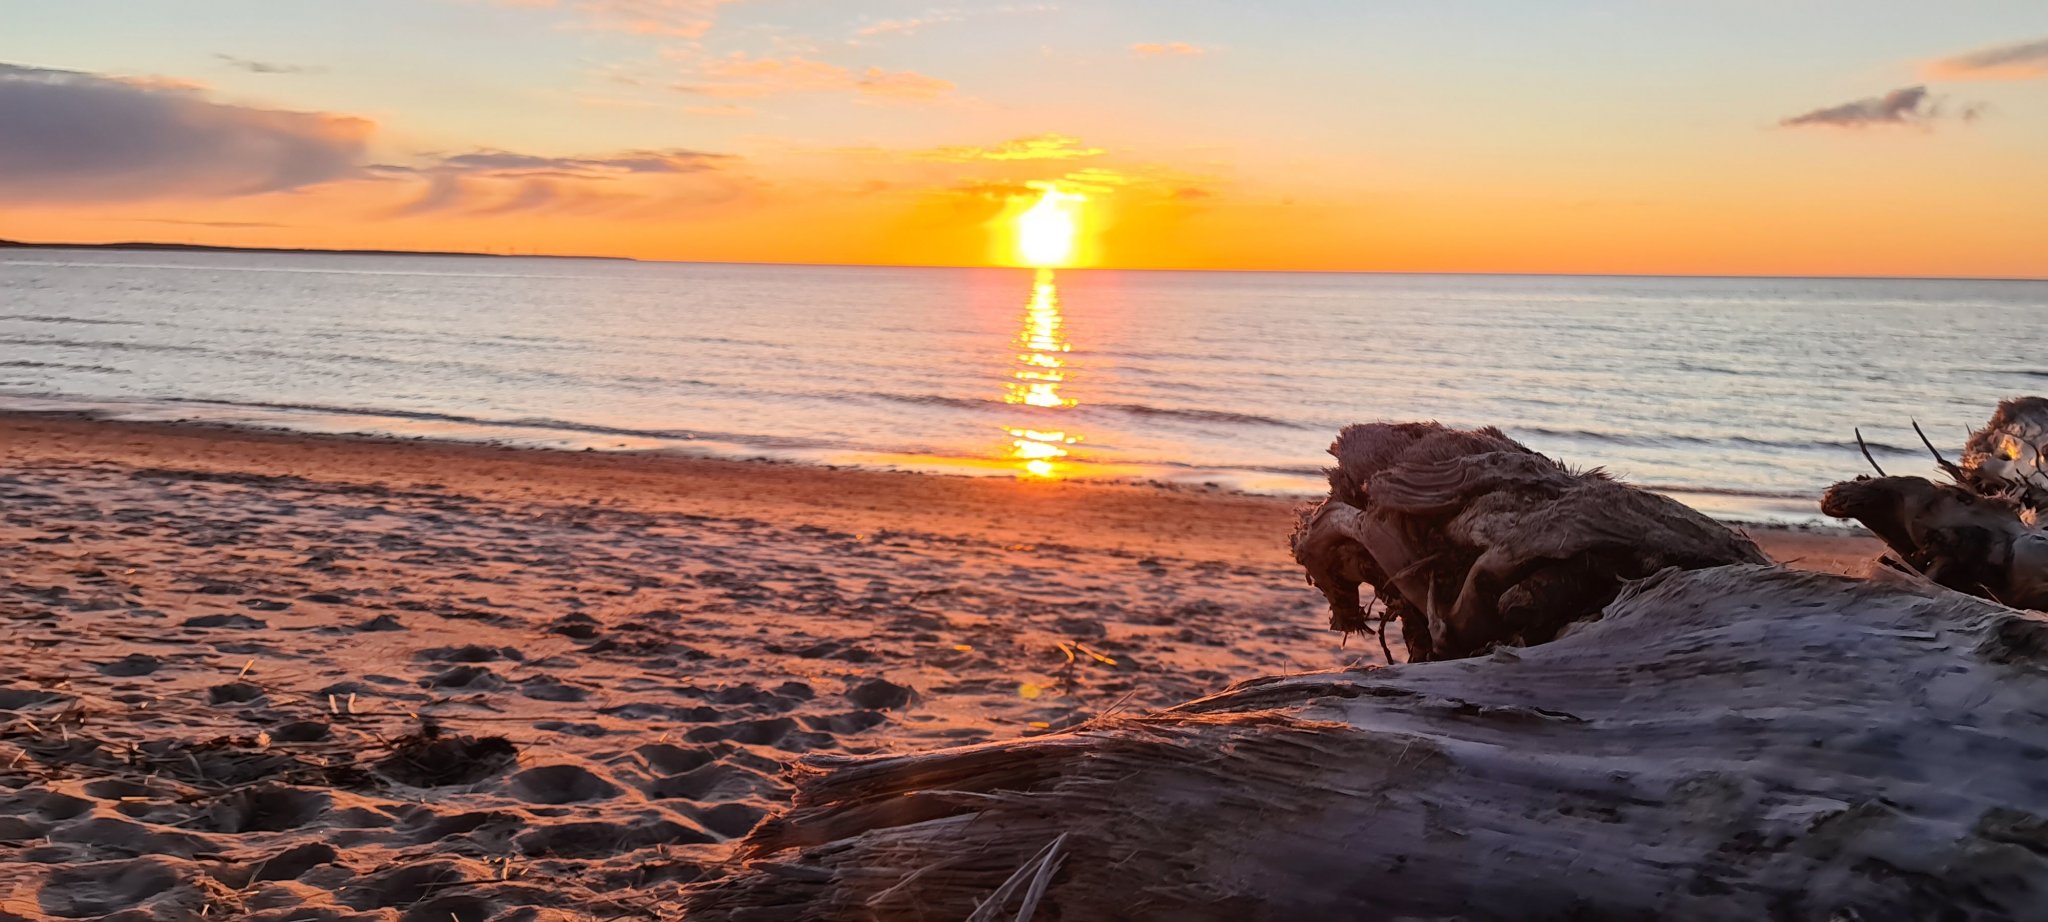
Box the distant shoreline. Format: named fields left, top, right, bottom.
left=2, top=237, right=2042, bottom=281
left=0, top=238, right=634, bottom=261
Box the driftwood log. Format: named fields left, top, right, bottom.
left=1822, top=477, right=2048, bottom=610
left=1826, top=398, right=2048, bottom=611
left=1290, top=422, right=1766, bottom=661
left=684, top=565, right=2048, bottom=920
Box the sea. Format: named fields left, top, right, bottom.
left=3, top=249, right=2043, bottom=523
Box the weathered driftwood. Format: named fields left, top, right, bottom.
left=1826, top=398, right=2048, bottom=611
left=1963, top=397, right=2048, bottom=509
left=1822, top=476, right=2048, bottom=610
left=684, top=566, right=2048, bottom=920
left=1290, top=422, right=1766, bottom=661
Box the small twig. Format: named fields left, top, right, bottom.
left=1855, top=428, right=1888, bottom=477
left=1912, top=419, right=1967, bottom=484
left=1093, top=688, right=1142, bottom=722
left=1015, top=834, right=1067, bottom=922
left=966, top=833, right=1070, bottom=922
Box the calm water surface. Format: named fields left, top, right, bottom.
left=3, top=249, right=2044, bottom=522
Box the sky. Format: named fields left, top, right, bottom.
left=2, top=1, right=2046, bottom=276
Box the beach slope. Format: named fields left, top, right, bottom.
left=0, top=413, right=1878, bottom=918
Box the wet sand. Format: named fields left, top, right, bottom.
left=0, top=412, right=1882, bottom=919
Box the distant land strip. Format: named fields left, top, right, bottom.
left=0, top=239, right=634, bottom=261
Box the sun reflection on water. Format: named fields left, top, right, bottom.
left=1004, top=268, right=1079, bottom=478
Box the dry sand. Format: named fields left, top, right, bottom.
left=0, top=412, right=1883, bottom=919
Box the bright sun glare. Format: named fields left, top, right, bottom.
left=1015, top=187, right=1086, bottom=268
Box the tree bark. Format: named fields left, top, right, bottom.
left=685, top=565, right=2048, bottom=921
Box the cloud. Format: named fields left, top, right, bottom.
left=375, top=145, right=737, bottom=216
left=498, top=0, right=740, bottom=38
left=680, top=53, right=955, bottom=101
left=854, top=67, right=954, bottom=100
left=855, top=14, right=962, bottom=38
left=214, top=53, right=321, bottom=75
left=472, top=179, right=562, bottom=215
left=686, top=103, right=755, bottom=117
left=1059, top=166, right=1133, bottom=193
left=691, top=54, right=847, bottom=95
left=919, top=133, right=1104, bottom=163
left=851, top=5, right=1056, bottom=41
left=0, top=61, right=372, bottom=203
left=1779, top=85, right=1944, bottom=129
left=130, top=218, right=288, bottom=228
left=390, top=173, right=472, bottom=216
left=950, top=179, right=1037, bottom=200
left=1924, top=36, right=2048, bottom=81
left=1131, top=42, right=1208, bottom=57
left=431, top=148, right=728, bottom=176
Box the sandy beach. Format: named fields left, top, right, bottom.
left=0, top=412, right=1882, bottom=919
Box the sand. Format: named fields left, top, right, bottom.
left=0, top=412, right=1883, bottom=920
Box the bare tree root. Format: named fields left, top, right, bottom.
left=1290, top=421, right=1765, bottom=661
left=1826, top=398, right=2048, bottom=611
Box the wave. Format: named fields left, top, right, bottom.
left=863, top=393, right=991, bottom=412
left=1632, top=483, right=1820, bottom=501
left=0, top=335, right=209, bottom=355
left=0, top=314, right=146, bottom=327
left=73, top=396, right=851, bottom=453
left=0, top=360, right=126, bottom=374
left=857, top=392, right=1313, bottom=429
left=1510, top=425, right=1917, bottom=457
left=1091, top=402, right=1314, bottom=429
left=0, top=335, right=720, bottom=394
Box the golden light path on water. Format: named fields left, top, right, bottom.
left=1004, top=268, right=1079, bottom=478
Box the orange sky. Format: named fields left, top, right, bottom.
left=5, top=3, right=2048, bottom=277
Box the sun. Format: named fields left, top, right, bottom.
left=1014, top=186, right=1086, bottom=268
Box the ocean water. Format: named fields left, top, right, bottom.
left=3, top=249, right=2044, bottom=522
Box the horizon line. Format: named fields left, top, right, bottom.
left=4, top=237, right=2044, bottom=284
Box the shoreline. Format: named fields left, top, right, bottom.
left=0, top=409, right=1875, bottom=561
left=0, top=410, right=1314, bottom=564
left=0, top=396, right=1858, bottom=524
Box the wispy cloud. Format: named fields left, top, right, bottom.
left=0, top=61, right=371, bottom=202
left=1779, top=85, right=1964, bottom=129
left=685, top=103, right=755, bottom=117
left=1923, top=36, right=2048, bottom=81
left=429, top=148, right=729, bottom=175
left=917, top=133, right=1104, bottom=163
left=1131, top=41, right=1209, bottom=58
left=854, top=67, right=954, bottom=100
left=679, top=53, right=955, bottom=101
left=213, top=53, right=321, bottom=75
left=496, top=0, right=740, bottom=39
left=373, top=145, right=738, bottom=216
left=851, top=5, right=1056, bottom=42
left=128, top=218, right=288, bottom=228
left=691, top=54, right=848, bottom=95
left=854, top=14, right=963, bottom=38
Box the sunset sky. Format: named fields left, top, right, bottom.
left=4, top=1, right=2047, bottom=276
